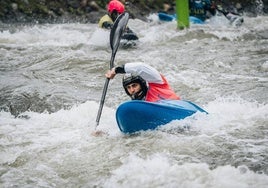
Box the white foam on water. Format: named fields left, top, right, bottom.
left=87, top=28, right=110, bottom=47
left=161, top=96, right=267, bottom=135
left=103, top=153, right=268, bottom=188
left=0, top=23, right=104, bottom=48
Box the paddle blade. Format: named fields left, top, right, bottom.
left=110, top=12, right=129, bottom=52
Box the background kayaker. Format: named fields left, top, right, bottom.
left=98, top=0, right=125, bottom=29
left=105, top=62, right=180, bottom=101
left=189, top=0, right=217, bottom=21
left=98, top=0, right=139, bottom=41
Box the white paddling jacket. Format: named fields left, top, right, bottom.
left=124, top=63, right=180, bottom=102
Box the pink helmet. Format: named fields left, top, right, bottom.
left=107, top=0, right=125, bottom=14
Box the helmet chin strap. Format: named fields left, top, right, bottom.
left=130, top=90, right=145, bottom=100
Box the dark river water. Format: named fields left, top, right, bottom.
left=0, top=13, right=268, bottom=187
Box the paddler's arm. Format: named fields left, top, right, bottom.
left=98, top=14, right=114, bottom=29
left=102, top=21, right=113, bottom=29
left=105, top=65, right=125, bottom=79
left=105, top=63, right=163, bottom=84
left=124, top=63, right=163, bottom=84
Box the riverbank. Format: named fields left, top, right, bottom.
left=0, top=0, right=267, bottom=24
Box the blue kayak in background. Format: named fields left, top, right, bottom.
left=158, top=12, right=204, bottom=24
left=116, top=100, right=207, bottom=134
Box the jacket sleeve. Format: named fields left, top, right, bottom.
left=124, top=63, right=163, bottom=84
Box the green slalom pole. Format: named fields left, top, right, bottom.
left=176, top=0, right=189, bottom=29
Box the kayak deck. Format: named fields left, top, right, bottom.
left=116, top=100, right=207, bottom=133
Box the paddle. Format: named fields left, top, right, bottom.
left=95, top=12, right=129, bottom=127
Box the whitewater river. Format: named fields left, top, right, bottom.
left=0, top=13, right=268, bottom=187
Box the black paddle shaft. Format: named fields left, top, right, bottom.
left=95, top=12, right=129, bottom=126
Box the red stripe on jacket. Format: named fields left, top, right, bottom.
left=145, top=75, right=180, bottom=102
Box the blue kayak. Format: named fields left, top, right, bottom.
left=158, top=12, right=204, bottom=24
left=116, top=100, right=207, bottom=134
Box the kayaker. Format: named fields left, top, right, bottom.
left=189, top=0, right=217, bottom=21
left=98, top=0, right=125, bottom=29
left=98, top=0, right=138, bottom=41
left=105, top=62, right=180, bottom=101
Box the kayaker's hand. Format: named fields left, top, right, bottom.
left=105, top=67, right=116, bottom=79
